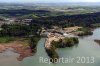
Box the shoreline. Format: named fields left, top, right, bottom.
left=0, top=40, right=34, bottom=61
left=44, top=30, right=79, bottom=63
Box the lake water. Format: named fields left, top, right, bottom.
left=0, top=28, right=100, bottom=66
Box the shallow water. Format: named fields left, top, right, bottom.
left=0, top=28, right=100, bottom=66
left=0, top=49, right=20, bottom=66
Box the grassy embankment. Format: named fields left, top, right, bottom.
left=0, top=36, right=41, bottom=48
left=75, top=27, right=93, bottom=36
left=91, top=23, right=100, bottom=28
left=0, top=36, right=14, bottom=43
left=46, top=37, right=79, bottom=63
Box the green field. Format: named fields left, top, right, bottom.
left=0, top=37, right=14, bottom=43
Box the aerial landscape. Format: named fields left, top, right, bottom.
left=0, top=0, right=100, bottom=66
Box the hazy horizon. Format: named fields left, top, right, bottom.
left=0, top=0, right=100, bottom=3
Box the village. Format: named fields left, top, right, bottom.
left=0, top=17, right=33, bottom=26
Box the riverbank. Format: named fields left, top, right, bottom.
left=94, top=40, right=100, bottom=45
left=45, top=31, right=79, bottom=63
left=0, top=28, right=100, bottom=66
left=45, top=33, right=64, bottom=49
left=45, top=33, right=64, bottom=62
left=0, top=40, right=34, bottom=61
left=66, top=27, right=93, bottom=36
left=45, top=26, right=91, bottom=49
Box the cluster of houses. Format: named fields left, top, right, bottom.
left=15, top=19, right=33, bottom=25
left=0, top=17, right=33, bottom=26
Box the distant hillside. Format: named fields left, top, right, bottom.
left=0, top=9, right=50, bottom=17
left=31, top=12, right=100, bottom=28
